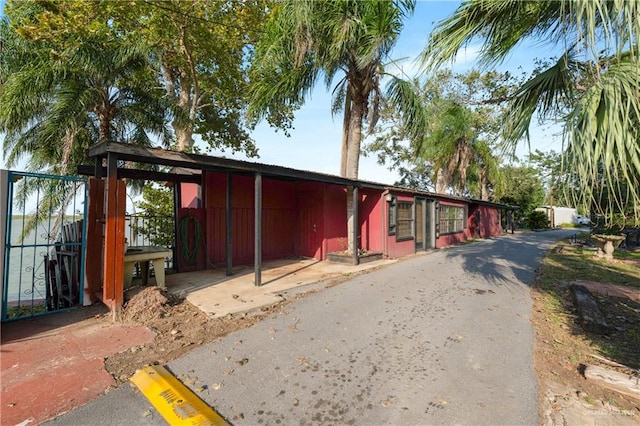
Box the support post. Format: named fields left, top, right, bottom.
left=103, top=153, right=126, bottom=320
left=352, top=186, right=359, bottom=266
left=94, top=156, right=103, bottom=178
left=226, top=172, right=233, bottom=276
left=254, top=173, right=262, bottom=286
left=173, top=182, right=181, bottom=273
left=0, top=169, right=8, bottom=319
left=85, top=178, right=104, bottom=303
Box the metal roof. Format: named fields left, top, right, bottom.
left=88, top=141, right=516, bottom=209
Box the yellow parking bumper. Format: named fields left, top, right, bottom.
left=130, top=365, right=228, bottom=425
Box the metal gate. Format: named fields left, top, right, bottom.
left=1, top=171, right=88, bottom=321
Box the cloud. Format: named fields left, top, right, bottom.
left=385, top=57, right=422, bottom=80
left=450, top=44, right=482, bottom=69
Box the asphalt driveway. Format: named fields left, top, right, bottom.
left=48, top=229, right=573, bottom=425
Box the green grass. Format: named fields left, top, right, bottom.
left=614, top=250, right=640, bottom=261
left=534, top=237, right=640, bottom=369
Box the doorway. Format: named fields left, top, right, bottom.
left=415, top=197, right=435, bottom=251
left=298, top=191, right=323, bottom=259
left=415, top=198, right=426, bottom=251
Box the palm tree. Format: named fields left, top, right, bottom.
left=422, top=0, right=640, bottom=225
left=248, top=0, right=426, bottom=253
left=420, top=99, right=476, bottom=194
left=467, top=140, right=503, bottom=201
left=0, top=8, right=171, bottom=238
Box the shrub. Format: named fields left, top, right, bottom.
left=526, top=210, right=550, bottom=229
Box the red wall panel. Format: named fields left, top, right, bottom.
left=322, top=184, right=347, bottom=258
left=201, top=172, right=296, bottom=267
left=478, top=205, right=502, bottom=237
left=359, top=189, right=383, bottom=252
left=436, top=232, right=467, bottom=248
left=464, top=204, right=502, bottom=240
left=384, top=193, right=416, bottom=258
left=180, top=183, right=201, bottom=208
left=435, top=200, right=468, bottom=249
left=176, top=207, right=207, bottom=272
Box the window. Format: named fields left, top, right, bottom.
left=439, top=205, right=465, bottom=234
left=396, top=201, right=414, bottom=240
left=388, top=198, right=397, bottom=235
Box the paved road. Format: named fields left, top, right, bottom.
left=48, top=230, right=573, bottom=425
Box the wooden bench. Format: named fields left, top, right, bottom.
left=124, top=246, right=172, bottom=289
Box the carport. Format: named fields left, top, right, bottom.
left=84, top=141, right=364, bottom=318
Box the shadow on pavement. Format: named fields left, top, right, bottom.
left=442, top=230, right=575, bottom=287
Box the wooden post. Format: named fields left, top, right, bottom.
left=102, top=153, right=126, bottom=320
left=352, top=186, right=359, bottom=266
left=226, top=172, right=233, bottom=276
left=254, top=173, right=262, bottom=286
left=85, top=178, right=104, bottom=304
left=94, top=156, right=103, bottom=179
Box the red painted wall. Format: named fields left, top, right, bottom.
left=359, top=189, right=383, bottom=253
left=180, top=183, right=201, bottom=208
left=435, top=200, right=468, bottom=249
left=295, top=181, right=325, bottom=259
left=322, top=184, right=347, bottom=257
left=202, top=172, right=296, bottom=266
left=465, top=204, right=502, bottom=239
left=478, top=205, right=502, bottom=237
left=188, top=171, right=507, bottom=268
left=175, top=207, right=207, bottom=272
left=385, top=193, right=417, bottom=258
left=465, top=205, right=479, bottom=240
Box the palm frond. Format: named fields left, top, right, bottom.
left=565, top=58, right=640, bottom=224
left=384, top=76, right=428, bottom=147
left=501, top=51, right=581, bottom=147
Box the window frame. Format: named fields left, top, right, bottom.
left=438, top=205, right=466, bottom=235
left=395, top=200, right=415, bottom=241
left=387, top=198, right=397, bottom=236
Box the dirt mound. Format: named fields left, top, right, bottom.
left=105, top=288, right=289, bottom=384
left=122, top=287, right=180, bottom=323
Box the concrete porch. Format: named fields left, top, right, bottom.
left=162, top=257, right=398, bottom=318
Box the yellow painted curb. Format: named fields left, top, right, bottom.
left=130, top=365, right=228, bottom=425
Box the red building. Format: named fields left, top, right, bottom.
left=85, top=142, right=514, bottom=314
left=176, top=170, right=512, bottom=271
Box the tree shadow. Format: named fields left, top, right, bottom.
left=0, top=303, right=109, bottom=346
left=441, top=229, right=576, bottom=287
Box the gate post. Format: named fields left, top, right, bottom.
left=0, top=170, right=8, bottom=320
left=85, top=178, right=104, bottom=304
left=102, top=154, right=126, bottom=320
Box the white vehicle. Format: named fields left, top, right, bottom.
left=575, top=215, right=590, bottom=226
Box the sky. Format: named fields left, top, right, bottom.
left=0, top=0, right=564, bottom=186
left=224, top=1, right=564, bottom=185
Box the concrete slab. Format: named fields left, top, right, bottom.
left=165, top=257, right=398, bottom=318
left=1, top=305, right=155, bottom=425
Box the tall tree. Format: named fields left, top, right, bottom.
left=368, top=69, right=514, bottom=199
left=494, top=165, right=546, bottom=226
left=1, top=1, right=170, bottom=172
left=248, top=0, right=426, bottom=253
left=5, top=0, right=268, bottom=155
left=468, top=140, right=504, bottom=201
left=1, top=2, right=169, bottom=237
left=423, top=0, right=640, bottom=225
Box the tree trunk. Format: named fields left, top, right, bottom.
left=175, top=122, right=195, bottom=151
left=176, top=77, right=195, bottom=151
left=345, top=100, right=364, bottom=180
left=480, top=168, right=489, bottom=200
left=162, top=60, right=196, bottom=151
left=340, top=94, right=352, bottom=177
left=345, top=96, right=364, bottom=254
left=583, top=364, right=640, bottom=401
left=435, top=168, right=447, bottom=194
